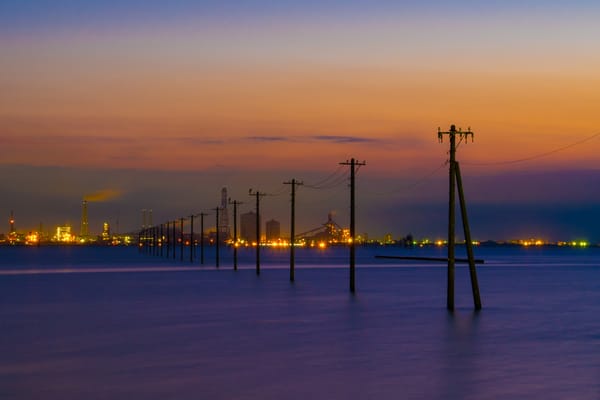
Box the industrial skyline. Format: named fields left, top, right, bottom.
left=1, top=1, right=600, bottom=241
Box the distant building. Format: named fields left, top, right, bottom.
left=240, top=211, right=258, bottom=243
left=266, top=219, right=281, bottom=241
left=102, top=222, right=110, bottom=242
left=219, top=187, right=230, bottom=239
left=55, top=226, right=74, bottom=242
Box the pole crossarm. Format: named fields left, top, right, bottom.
left=438, top=125, right=474, bottom=143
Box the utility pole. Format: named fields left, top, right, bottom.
left=189, top=214, right=194, bottom=263
left=153, top=226, right=157, bottom=256
left=180, top=217, right=184, bottom=262
left=284, top=179, right=303, bottom=282
left=199, top=213, right=207, bottom=265
left=229, top=199, right=243, bottom=271
left=340, top=158, right=366, bottom=293
left=438, top=125, right=482, bottom=310
left=160, top=223, right=164, bottom=257
left=166, top=221, right=170, bottom=258
left=249, top=189, right=266, bottom=275
left=172, top=220, right=176, bottom=260
left=213, top=207, right=220, bottom=268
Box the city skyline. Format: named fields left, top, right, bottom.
left=1, top=1, right=600, bottom=241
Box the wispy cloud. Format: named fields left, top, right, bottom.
left=174, top=136, right=225, bottom=145
left=245, top=136, right=291, bottom=142
left=311, top=135, right=379, bottom=144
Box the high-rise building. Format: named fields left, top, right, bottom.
left=219, top=187, right=230, bottom=238
left=240, top=211, right=258, bottom=243
left=102, top=222, right=110, bottom=241
left=266, top=219, right=281, bottom=241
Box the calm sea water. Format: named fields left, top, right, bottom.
left=1, top=245, right=599, bottom=399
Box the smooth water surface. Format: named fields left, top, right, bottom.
left=1, top=246, right=599, bottom=399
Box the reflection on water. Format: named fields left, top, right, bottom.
left=1, top=247, right=600, bottom=399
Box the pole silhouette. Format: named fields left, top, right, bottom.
left=229, top=199, right=243, bottom=271
left=180, top=217, right=184, bottom=262
left=249, top=190, right=266, bottom=275
left=160, top=223, right=164, bottom=257
left=152, top=226, right=156, bottom=256
left=199, top=213, right=207, bottom=265
left=189, top=214, right=194, bottom=263
left=340, top=158, right=366, bottom=293
left=172, top=220, right=176, bottom=260
left=284, top=179, right=303, bottom=282
left=213, top=207, right=220, bottom=268
left=438, top=125, right=482, bottom=310
left=166, top=221, right=170, bottom=258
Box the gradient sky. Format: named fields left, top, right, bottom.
left=1, top=1, right=600, bottom=241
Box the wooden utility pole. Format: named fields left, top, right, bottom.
left=189, top=214, right=194, bottom=263
left=284, top=179, right=303, bottom=282
left=213, top=207, right=220, bottom=268
left=438, top=125, right=482, bottom=310
left=249, top=190, right=266, bottom=275
left=160, top=223, right=164, bottom=257
left=172, top=220, right=176, bottom=260
left=199, top=213, right=207, bottom=265
left=456, top=162, right=482, bottom=309
left=229, top=199, right=243, bottom=271
left=340, top=158, right=366, bottom=293
left=166, top=221, right=170, bottom=258
left=179, top=217, right=184, bottom=262
left=152, top=226, right=156, bottom=256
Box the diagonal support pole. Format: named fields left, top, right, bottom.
left=455, top=161, right=482, bottom=310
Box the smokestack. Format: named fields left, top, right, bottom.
left=9, top=210, right=15, bottom=234
left=81, top=200, right=89, bottom=237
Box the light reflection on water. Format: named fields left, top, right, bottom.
left=0, top=246, right=599, bottom=399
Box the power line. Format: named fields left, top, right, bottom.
left=304, top=165, right=348, bottom=189
left=367, top=161, right=448, bottom=196
left=463, top=132, right=600, bottom=166
left=304, top=171, right=349, bottom=190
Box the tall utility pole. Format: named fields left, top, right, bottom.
left=213, top=207, right=220, bottom=268
left=438, top=125, right=482, bottom=310
left=249, top=190, right=266, bottom=275
left=172, top=220, right=176, bottom=260
left=153, top=226, right=157, bottom=256
left=284, top=179, right=303, bottom=282
left=229, top=199, right=243, bottom=271
left=340, top=158, right=366, bottom=293
left=199, top=213, right=207, bottom=265
left=160, top=223, right=164, bottom=257
left=179, top=217, right=184, bottom=262
left=166, top=221, right=170, bottom=258
left=189, top=214, right=194, bottom=263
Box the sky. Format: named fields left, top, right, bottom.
left=1, top=1, right=600, bottom=241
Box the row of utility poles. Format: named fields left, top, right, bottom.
left=139, top=126, right=483, bottom=310
left=138, top=158, right=366, bottom=293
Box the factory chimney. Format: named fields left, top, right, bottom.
left=9, top=210, right=15, bottom=234
left=81, top=200, right=89, bottom=237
